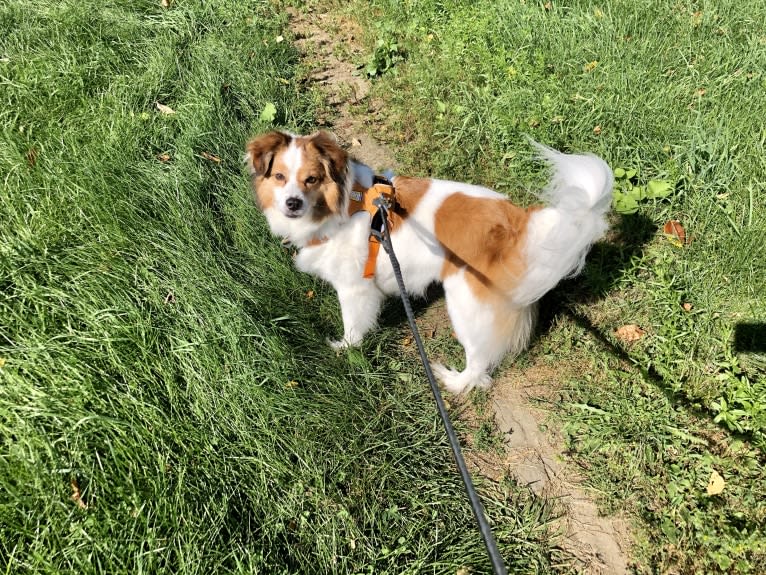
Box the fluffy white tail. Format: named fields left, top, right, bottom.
left=512, top=142, right=613, bottom=306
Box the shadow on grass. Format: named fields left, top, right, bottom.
left=533, top=213, right=765, bottom=445
left=538, top=211, right=656, bottom=331
left=378, top=283, right=445, bottom=331
left=734, top=323, right=766, bottom=353
left=559, top=308, right=766, bottom=451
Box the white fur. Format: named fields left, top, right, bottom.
left=512, top=143, right=613, bottom=306
left=258, top=139, right=612, bottom=393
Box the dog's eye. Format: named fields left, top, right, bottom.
left=305, top=176, right=318, bottom=185
left=274, top=173, right=286, bottom=182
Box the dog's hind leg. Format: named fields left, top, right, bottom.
left=434, top=270, right=535, bottom=394
left=328, top=283, right=385, bottom=350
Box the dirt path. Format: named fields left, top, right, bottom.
left=288, top=5, right=632, bottom=573
left=288, top=6, right=398, bottom=171
left=491, top=368, right=632, bottom=574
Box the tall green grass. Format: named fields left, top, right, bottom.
left=330, top=0, right=766, bottom=571
left=1, top=1, right=560, bottom=572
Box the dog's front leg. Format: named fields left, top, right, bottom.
left=328, top=283, right=385, bottom=350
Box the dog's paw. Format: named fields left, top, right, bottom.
left=327, top=337, right=349, bottom=352
left=432, top=363, right=492, bottom=394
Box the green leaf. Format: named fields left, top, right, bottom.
left=661, top=517, right=679, bottom=543
left=630, top=185, right=647, bottom=200
left=625, top=168, right=637, bottom=179
left=714, top=551, right=733, bottom=571
left=613, top=192, right=639, bottom=214
left=259, top=102, right=277, bottom=123
left=647, top=179, right=673, bottom=198
left=613, top=167, right=626, bottom=179
left=365, top=62, right=379, bottom=77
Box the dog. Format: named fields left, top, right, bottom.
left=246, top=131, right=612, bottom=393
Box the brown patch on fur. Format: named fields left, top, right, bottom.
left=246, top=131, right=292, bottom=210
left=247, top=131, right=292, bottom=176
left=389, top=175, right=429, bottom=230
left=303, top=132, right=348, bottom=217
left=436, top=193, right=538, bottom=300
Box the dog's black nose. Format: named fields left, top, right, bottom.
left=285, top=197, right=303, bottom=212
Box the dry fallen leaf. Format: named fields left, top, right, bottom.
left=164, top=291, right=175, bottom=304
left=155, top=102, right=176, bottom=115
left=161, top=0, right=171, bottom=7
left=615, top=324, right=645, bottom=343
left=593, top=125, right=602, bottom=135
left=285, top=380, right=299, bottom=389
left=706, top=469, right=725, bottom=495
left=682, top=302, right=693, bottom=312
left=402, top=335, right=414, bottom=347
left=456, top=568, right=471, bottom=575
left=199, top=151, right=221, bottom=163
left=71, top=479, right=87, bottom=509
left=584, top=60, right=598, bottom=73
left=26, top=147, right=38, bottom=167
left=0, top=357, right=6, bottom=369
left=157, top=152, right=171, bottom=163
left=663, top=219, right=686, bottom=246
left=305, top=290, right=315, bottom=299
left=351, top=138, right=362, bottom=147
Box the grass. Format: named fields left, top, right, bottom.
left=0, top=1, right=565, bottom=573
left=4, top=0, right=766, bottom=572
left=299, top=0, right=766, bottom=572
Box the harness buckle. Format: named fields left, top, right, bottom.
left=369, top=182, right=396, bottom=242
left=346, top=177, right=397, bottom=278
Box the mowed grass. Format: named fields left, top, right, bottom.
left=0, top=1, right=565, bottom=573
left=310, top=0, right=766, bottom=572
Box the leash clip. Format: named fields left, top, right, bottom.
left=370, top=202, right=387, bottom=243
left=369, top=177, right=396, bottom=243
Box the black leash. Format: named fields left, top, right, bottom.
left=371, top=190, right=509, bottom=575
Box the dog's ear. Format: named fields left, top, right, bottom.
left=246, top=131, right=292, bottom=176
left=309, top=131, right=349, bottom=184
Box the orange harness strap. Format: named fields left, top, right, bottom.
left=304, top=180, right=396, bottom=278
left=348, top=180, right=397, bottom=279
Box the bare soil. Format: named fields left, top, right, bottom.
left=289, top=6, right=398, bottom=171
left=288, top=5, right=633, bottom=573
left=491, top=366, right=632, bottom=574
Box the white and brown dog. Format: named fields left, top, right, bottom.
left=246, top=131, right=612, bottom=393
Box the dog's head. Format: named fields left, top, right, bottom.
left=246, top=131, right=349, bottom=222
